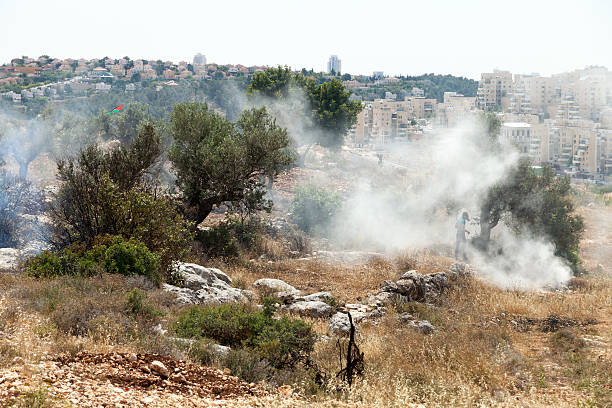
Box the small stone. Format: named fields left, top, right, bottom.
left=150, top=361, right=169, bottom=377
left=410, top=320, right=435, bottom=334
left=171, top=373, right=186, bottom=383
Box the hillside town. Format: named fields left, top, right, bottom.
left=351, top=66, right=612, bottom=180
left=2, top=54, right=612, bottom=180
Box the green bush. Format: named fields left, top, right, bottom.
left=127, top=288, right=163, bottom=318
left=102, top=238, right=161, bottom=282
left=196, top=224, right=239, bottom=259
left=49, top=127, right=193, bottom=280
left=172, top=303, right=316, bottom=369
left=254, top=316, right=314, bottom=368
left=25, top=247, right=101, bottom=278
left=26, top=236, right=162, bottom=284
left=290, top=184, right=342, bottom=235
left=173, top=303, right=262, bottom=347
left=196, top=218, right=262, bottom=258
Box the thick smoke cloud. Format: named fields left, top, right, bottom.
left=327, top=119, right=573, bottom=290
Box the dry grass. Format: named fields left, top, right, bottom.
left=0, top=221, right=610, bottom=407
left=221, top=258, right=396, bottom=304
left=0, top=273, right=187, bottom=367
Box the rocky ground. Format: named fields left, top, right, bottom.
left=0, top=352, right=265, bottom=407
left=1, top=152, right=611, bottom=407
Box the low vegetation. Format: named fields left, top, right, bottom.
left=26, top=236, right=162, bottom=284
left=290, top=183, right=342, bottom=235
left=173, top=302, right=316, bottom=370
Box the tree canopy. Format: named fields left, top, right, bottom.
left=247, top=66, right=293, bottom=98
left=248, top=67, right=362, bottom=151
left=477, top=112, right=584, bottom=271
left=168, top=103, right=296, bottom=225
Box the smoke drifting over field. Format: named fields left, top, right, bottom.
left=0, top=86, right=576, bottom=289
left=325, top=119, right=573, bottom=290
left=230, top=89, right=574, bottom=290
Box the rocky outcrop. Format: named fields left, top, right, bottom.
left=287, top=300, right=332, bottom=318
left=327, top=263, right=472, bottom=336
left=251, top=279, right=337, bottom=319
left=302, top=291, right=334, bottom=303
left=367, top=263, right=472, bottom=306
left=329, top=311, right=366, bottom=336
left=252, top=278, right=300, bottom=297
left=163, top=263, right=251, bottom=305
left=0, top=248, right=20, bottom=271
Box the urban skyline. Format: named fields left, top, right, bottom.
left=1, top=0, right=611, bottom=79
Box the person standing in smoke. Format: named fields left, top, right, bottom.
left=455, top=211, right=470, bottom=261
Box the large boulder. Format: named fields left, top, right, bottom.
left=447, top=262, right=473, bottom=281
left=329, top=311, right=366, bottom=336
left=302, top=291, right=334, bottom=303
left=0, top=248, right=20, bottom=271
left=177, top=263, right=233, bottom=289
left=252, top=278, right=300, bottom=297
left=163, top=262, right=250, bottom=305
left=288, top=301, right=332, bottom=318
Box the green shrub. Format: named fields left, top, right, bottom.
left=173, top=303, right=261, bottom=347
left=102, top=237, right=161, bottom=283
left=253, top=316, right=314, bottom=368
left=196, top=224, right=239, bottom=259
left=127, top=288, right=163, bottom=318
left=172, top=303, right=316, bottom=369
left=49, top=128, right=193, bottom=280
left=289, top=184, right=342, bottom=235
left=26, top=236, right=161, bottom=284
left=196, top=218, right=263, bottom=258
left=25, top=247, right=101, bottom=278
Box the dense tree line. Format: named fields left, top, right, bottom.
left=353, top=73, right=478, bottom=102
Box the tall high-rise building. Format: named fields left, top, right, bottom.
left=327, top=55, right=341, bottom=74
left=193, top=53, right=207, bottom=66
left=477, top=70, right=513, bottom=111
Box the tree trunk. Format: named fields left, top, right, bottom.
left=299, top=144, right=314, bottom=167
left=478, top=206, right=492, bottom=252
left=267, top=175, right=274, bottom=191
left=18, top=160, right=29, bottom=181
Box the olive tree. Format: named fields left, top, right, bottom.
left=168, top=103, right=295, bottom=225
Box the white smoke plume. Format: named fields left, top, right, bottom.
left=469, top=229, right=572, bottom=289
left=325, top=118, right=573, bottom=290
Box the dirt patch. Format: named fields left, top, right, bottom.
left=509, top=315, right=598, bottom=333
left=54, top=352, right=264, bottom=400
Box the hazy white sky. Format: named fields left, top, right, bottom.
left=1, top=0, right=610, bottom=79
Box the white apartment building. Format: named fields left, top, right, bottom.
left=350, top=96, right=438, bottom=145
left=193, top=53, right=207, bottom=66
left=438, top=92, right=476, bottom=127
left=327, top=55, right=341, bottom=74
left=481, top=66, right=612, bottom=176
